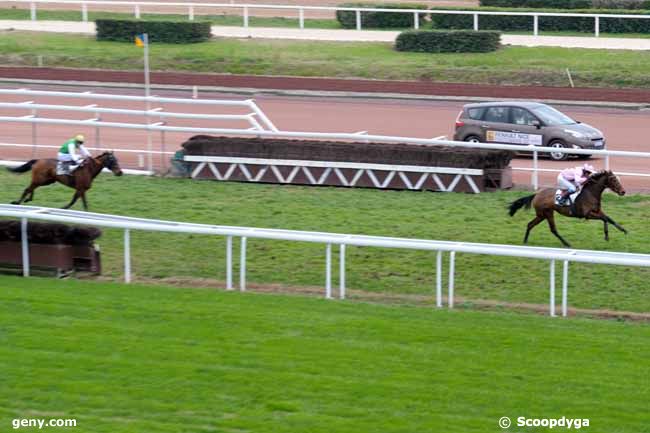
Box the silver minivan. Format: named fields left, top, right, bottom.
left=453, top=102, right=605, bottom=161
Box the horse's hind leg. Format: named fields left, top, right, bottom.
left=11, top=183, right=38, bottom=205
left=546, top=212, right=571, bottom=248
left=524, top=214, right=545, bottom=244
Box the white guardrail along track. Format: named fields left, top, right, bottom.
left=2, top=204, right=650, bottom=317
left=4, top=0, right=650, bottom=36
left=1, top=88, right=649, bottom=188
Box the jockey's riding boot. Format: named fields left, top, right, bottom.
left=69, top=164, right=79, bottom=173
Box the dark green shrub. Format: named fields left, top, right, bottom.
left=430, top=7, right=650, bottom=33
left=336, top=3, right=429, bottom=28
left=480, top=0, right=650, bottom=8
left=395, top=30, right=501, bottom=52
left=480, top=0, right=591, bottom=7
left=96, top=19, right=211, bottom=43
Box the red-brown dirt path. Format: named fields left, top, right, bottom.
left=2, top=66, right=650, bottom=104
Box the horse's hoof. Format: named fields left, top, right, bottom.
left=10, top=201, right=19, bottom=205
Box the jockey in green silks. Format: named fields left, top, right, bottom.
left=58, top=134, right=92, bottom=172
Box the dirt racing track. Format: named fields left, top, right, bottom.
left=0, top=67, right=649, bottom=192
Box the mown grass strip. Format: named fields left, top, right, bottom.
left=0, top=276, right=648, bottom=432
left=0, top=31, right=649, bottom=88
left=0, top=171, right=648, bottom=313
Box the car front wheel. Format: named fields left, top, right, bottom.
left=464, top=135, right=481, bottom=143
left=549, top=140, right=569, bottom=161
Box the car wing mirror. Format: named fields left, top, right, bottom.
left=531, top=120, right=541, bottom=129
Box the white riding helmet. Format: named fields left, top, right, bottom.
left=74, top=134, right=85, bottom=143
left=582, top=163, right=595, bottom=174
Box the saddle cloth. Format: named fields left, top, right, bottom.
left=555, top=189, right=580, bottom=207
left=56, top=161, right=79, bottom=176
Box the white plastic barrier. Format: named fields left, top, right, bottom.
left=4, top=0, right=650, bottom=36
left=2, top=204, right=649, bottom=317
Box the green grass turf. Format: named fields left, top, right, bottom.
left=1, top=170, right=649, bottom=313
left=0, top=8, right=341, bottom=28
left=1, top=31, right=650, bottom=88
left=0, top=275, right=648, bottom=432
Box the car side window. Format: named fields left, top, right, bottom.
left=467, top=107, right=486, bottom=120
left=510, top=107, right=538, bottom=126
left=484, top=107, right=509, bottom=123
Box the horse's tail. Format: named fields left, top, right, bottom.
left=508, top=194, right=536, bottom=217
left=6, top=159, right=37, bottom=173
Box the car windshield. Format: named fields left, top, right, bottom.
left=531, top=105, right=576, bottom=126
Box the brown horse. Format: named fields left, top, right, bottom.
left=508, top=170, right=627, bottom=248
left=7, top=152, right=123, bottom=211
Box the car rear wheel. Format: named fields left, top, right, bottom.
left=549, top=140, right=569, bottom=161
left=464, top=135, right=481, bottom=143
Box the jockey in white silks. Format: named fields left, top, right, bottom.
left=556, top=163, right=595, bottom=205
left=57, top=134, right=92, bottom=173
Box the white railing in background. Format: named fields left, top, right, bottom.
left=4, top=0, right=650, bottom=36
left=3, top=203, right=650, bottom=317
left=1, top=89, right=649, bottom=189
left=2, top=116, right=650, bottom=190
left=0, top=88, right=278, bottom=172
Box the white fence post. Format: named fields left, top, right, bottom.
left=448, top=251, right=456, bottom=309
left=532, top=149, right=539, bottom=191
left=325, top=243, right=332, bottom=299
left=549, top=260, right=556, bottom=317
left=356, top=10, right=362, bottom=30
left=189, top=6, right=194, bottom=21
left=244, top=6, right=249, bottom=28
left=299, top=8, right=304, bottom=29
left=562, top=260, right=569, bottom=317
left=473, top=13, right=479, bottom=31
left=31, top=107, right=37, bottom=158
left=30, top=2, right=36, bottom=21
left=21, top=218, right=30, bottom=277
left=124, top=229, right=131, bottom=283
left=436, top=250, right=443, bottom=307
left=533, top=14, right=539, bottom=36
left=414, top=12, right=419, bottom=30
left=82, top=3, right=88, bottom=22
left=595, top=16, right=600, bottom=37
left=226, top=235, right=233, bottom=290
left=339, top=244, right=346, bottom=300
left=134, top=4, right=140, bottom=19
left=240, top=236, right=247, bottom=291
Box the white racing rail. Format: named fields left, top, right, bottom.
left=5, top=0, right=650, bottom=36
left=2, top=203, right=649, bottom=317
left=1, top=88, right=649, bottom=188
left=2, top=112, right=650, bottom=189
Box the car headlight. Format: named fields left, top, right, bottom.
left=564, top=129, right=586, bottom=139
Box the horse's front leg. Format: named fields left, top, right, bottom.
left=63, top=191, right=81, bottom=209
left=80, top=191, right=89, bottom=211
left=605, top=214, right=627, bottom=234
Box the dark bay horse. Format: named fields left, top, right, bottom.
left=7, top=152, right=123, bottom=211
left=508, top=170, right=627, bottom=248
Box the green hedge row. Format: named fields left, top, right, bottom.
left=336, top=3, right=429, bottom=28
left=430, top=7, right=650, bottom=33
left=395, top=30, right=501, bottom=52
left=480, top=0, right=650, bottom=9
left=96, top=19, right=211, bottom=43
